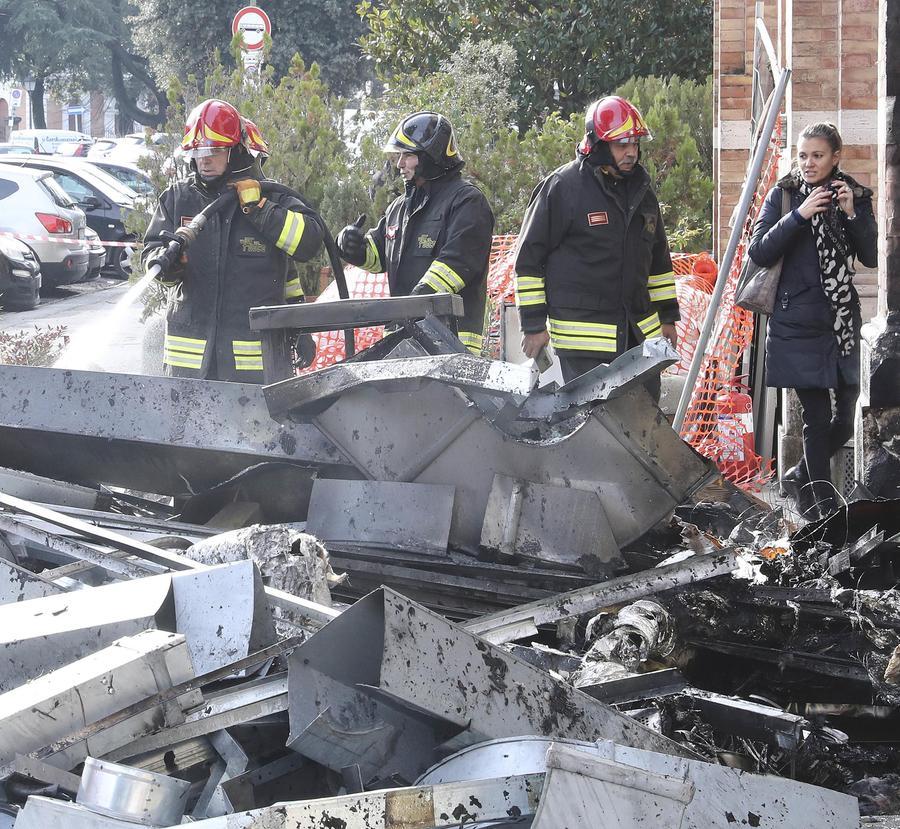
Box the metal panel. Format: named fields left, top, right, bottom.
left=0, top=630, right=200, bottom=773
left=265, top=355, right=535, bottom=420
left=0, top=571, right=173, bottom=693
left=588, top=740, right=859, bottom=829
left=179, top=774, right=542, bottom=829
left=465, top=549, right=741, bottom=645
left=0, top=562, right=276, bottom=692
left=0, top=365, right=348, bottom=494
left=287, top=665, right=460, bottom=785
left=171, top=559, right=277, bottom=676
left=531, top=744, right=694, bottom=828
left=306, top=479, right=455, bottom=553
left=518, top=339, right=679, bottom=421
left=0, top=466, right=100, bottom=509
left=310, top=378, right=715, bottom=557
left=419, top=736, right=859, bottom=829
left=288, top=587, right=696, bottom=788
left=0, top=492, right=340, bottom=631
left=107, top=674, right=289, bottom=763
left=0, top=556, right=66, bottom=603
left=480, top=474, right=622, bottom=570
left=249, top=293, right=464, bottom=332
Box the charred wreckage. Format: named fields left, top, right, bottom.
left=0, top=295, right=897, bottom=827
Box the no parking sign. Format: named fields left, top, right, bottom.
left=10, top=89, right=22, bottom=110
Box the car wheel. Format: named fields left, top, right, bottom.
left=108, top=239, right=137, bottom=280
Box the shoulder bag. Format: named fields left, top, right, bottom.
left=735, top=188, right=791, bottom=315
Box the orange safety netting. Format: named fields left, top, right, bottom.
left=677, top=116, right=784, bottom=489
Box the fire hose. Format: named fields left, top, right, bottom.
left=146, top=181, right=354, bottom=358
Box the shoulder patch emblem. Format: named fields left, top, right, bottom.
left=417, top=234, right=436, bottom=250
left=240, top=237, right=267, bottom=254
left=587, top=211, right=608, bottom=226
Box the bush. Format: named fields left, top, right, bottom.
left=351, top=51, right=712, bottom=245
left=0, top=326, right=69, bottom=366
left=614, top=76, right=714, bottom=252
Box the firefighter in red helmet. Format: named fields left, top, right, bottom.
left=514, top=95, right=679, bottom=397
left=142, top=99, right=322, bottom=382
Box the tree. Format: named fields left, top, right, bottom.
left=129, top=0, right=369, bottom=98
left=358, top=0, right=712, bottom=128
left=0, top=0, right=167, bottom=128
left=615, top=76, right=714, bottom=251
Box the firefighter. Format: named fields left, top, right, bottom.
left=335, top=111, right=494, bottom=354
left=142, top=99, right=322, bottom=382
left=514, top=95, right=679, bottom=392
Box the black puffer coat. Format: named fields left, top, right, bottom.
left=748, top=171, right=876, bottom=389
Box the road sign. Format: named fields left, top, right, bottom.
left=232, top=6, right=271, bottom=51
left=10, top=89, right=22, bottom=110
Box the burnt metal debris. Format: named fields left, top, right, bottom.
left=0, top=296, right=896, bottom=825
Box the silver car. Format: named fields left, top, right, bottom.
left=0, top=166, right=88, bottom=287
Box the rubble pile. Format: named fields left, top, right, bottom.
left=0, top=299, right=896, bottom=826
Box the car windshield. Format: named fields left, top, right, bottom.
left=70, top=162, right=139, bottom=201
left=104, top=167, right=154, bottom=195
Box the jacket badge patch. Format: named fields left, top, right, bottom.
left=386, top=224, right=399, bottom=240
left=417, top=234, right=436, bottom=250
left=180, top=216, right=195, bottom=227
left=587, top=211, right=609, bottom=226
left=239, top=237, right=267, bottom=254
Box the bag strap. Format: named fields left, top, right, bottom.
left=780, top=187, right=790, bottom=216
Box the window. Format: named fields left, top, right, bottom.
left=52, top=172, right=94, bottom=203
left=67, top=111, right=84, bottom=133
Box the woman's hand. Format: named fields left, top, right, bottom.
left=830, top=180, right=856, bottom=218
left=797, top=186, right=833, bottom=220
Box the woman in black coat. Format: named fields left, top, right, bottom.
left=748, top=122, right=877, bottom=519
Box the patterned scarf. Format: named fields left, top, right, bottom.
left=797, top=171, right=856, bottom=356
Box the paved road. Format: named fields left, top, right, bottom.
left=0, top=277, right=161, bottom=375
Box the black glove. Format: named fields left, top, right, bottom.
left=146, top=232, right=186, bottom=277
left=336, top=214, right=367, bottom=266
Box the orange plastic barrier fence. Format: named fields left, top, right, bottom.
left=677, top=116, right=784, bottom=490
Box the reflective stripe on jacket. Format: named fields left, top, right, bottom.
left=364, top=171, right=494, bottom=354
left=514, top=158, right=678, bottom=359
left=142, top=172, right=321, bottom=382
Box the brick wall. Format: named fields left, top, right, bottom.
left=714, top=0, right=879, bottom=317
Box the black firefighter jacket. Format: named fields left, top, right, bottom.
left=142, top=171, right=322, bottom=383
left=361, top=171, right=494, bottom=352
left=515, top=158, right=679, bottom=359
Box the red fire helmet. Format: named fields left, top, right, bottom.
left=577, top=96, right=653, bottom=156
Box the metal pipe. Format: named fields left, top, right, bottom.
left=673, top=67, right=791, bottom=432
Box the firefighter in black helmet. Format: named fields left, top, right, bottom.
left=336, top=111, right=494, bottom=353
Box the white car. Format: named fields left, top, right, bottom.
left=0, top=166, right=89, bottom=288
left=87, top=132, right=169, bottom=166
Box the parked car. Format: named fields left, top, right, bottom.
left=0, top=166, right=88, bottom=288
left=0, top=236, right=41, bottom=311
left=88, top=160, right=154, bottom=197
left=8, top=129, right=93, bottom=155
left=54, top=140, right=95, bottom=158
left=87, top=132, right=169, bottom=166
left=84, top=227, right=106, bottom=281
left=0, top=143, right=33, bottom=156
left=0, top=156, right=145, bottom=279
